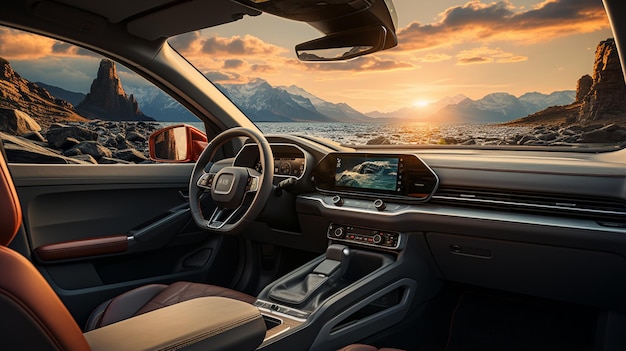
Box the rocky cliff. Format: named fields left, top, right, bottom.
left=511, top=38, right=626, bottom=126
left=0, top=57, right=85, bottom=128
left=76, top=59, right=153, bottom=121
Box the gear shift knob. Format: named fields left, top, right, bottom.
left=313, top=244, right=351, bottom=280
left=326, top=244, right=350, bottom=262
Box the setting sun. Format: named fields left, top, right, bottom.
left=412, top=100, right=431, bottom=108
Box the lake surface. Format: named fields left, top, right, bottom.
left=163, top=121, right=534, bottom=145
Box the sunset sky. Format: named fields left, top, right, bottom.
left=0, top=0, right=615, bottom=114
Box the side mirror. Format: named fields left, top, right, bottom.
left=148, top=124, right=207, bottom=163
left=296, top=26, right=387, bottom=61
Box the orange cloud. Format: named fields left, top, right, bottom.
left=223, top=59, right=244, bottom=69
left=0, top=28, right=56, bottom=59
left=251, top=64, right=276, bottom=73
left=456, top=46, right=528, bottom=65
left=397, top=0, right=608, bottom=51
left=290, top=56, right=416, bottom=72
left=202, top=35, right=280, bottom=55
left=417, top=53, right=453, bottom=62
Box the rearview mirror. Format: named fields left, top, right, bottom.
left=296, top=26, right=387, bottom=61
left=149, top=124, right=207, bottom=162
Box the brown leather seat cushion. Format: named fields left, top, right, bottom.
left=85, top=281, right=256, bottom=331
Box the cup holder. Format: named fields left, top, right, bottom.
left=263, top=314, right=282, bottom=330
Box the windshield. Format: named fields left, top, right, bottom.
left=170, top=0, right=625, bottom=149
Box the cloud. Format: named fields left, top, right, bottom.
left=456, top=46, right=528, bottom=65
left=224, top=59, right=244, bottom=69
left=201, top=35, right=284, bottom=56
left=417, top=53, right=453, bottom=62
left=251, top=64, right=276, bottom=73
left=0, top=28, right=55, bottom=59
left=396, top=0, right=608, bottom=51
left=292, top=56, right=416, bottom=72
left=204, top=71, right=241, bottom=82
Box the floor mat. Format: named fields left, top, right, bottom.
left=444, top=292, right=596, bottom=351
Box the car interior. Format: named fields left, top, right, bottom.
left=1, top=0, right=626, bottom=350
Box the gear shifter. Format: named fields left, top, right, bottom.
left=312, top=244, right=351, bottom=282
left=268, top=244, right=351, bottom=305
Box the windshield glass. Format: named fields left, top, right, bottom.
left=170, top=0, right=625, bottom=149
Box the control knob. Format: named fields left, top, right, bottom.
left=333, top=227, right=345, bottom=238
left=372, top=233, right=383, bottom=244
left=332, top=195, right=344, bottom=207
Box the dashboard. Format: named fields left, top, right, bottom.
left=235, top=143, right=308, bottom=179
left=242, top=134, right=626, bottom=316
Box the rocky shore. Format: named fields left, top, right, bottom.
left=362, top=122, right=626, bottom=147
left=0, top=109, right=160, bottom=164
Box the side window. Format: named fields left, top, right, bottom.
left=0, top=26, right=200, bottom=164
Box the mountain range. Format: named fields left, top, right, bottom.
left=9, top=57, right=576, bottom=124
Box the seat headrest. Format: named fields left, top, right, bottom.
left=0, top=145, right=21, bottom=246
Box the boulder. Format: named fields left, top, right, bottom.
left=0, top=108, right=42, bottom=135
left=46, top=125, right=98, bottom=148
left=0, top=132, right=86, bottom=164
left=366, top=136, right=391, bottom=145
left=65, top=141, right=112, bottom=159
left=113, top=148, right=148, bottom=163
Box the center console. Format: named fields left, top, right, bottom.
left=254, top=220, right=439, bottom=351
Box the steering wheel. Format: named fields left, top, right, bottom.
left=189, top=127, right=274, bottom=234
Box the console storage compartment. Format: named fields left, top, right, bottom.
left=84, top=296, right=266, bottom=351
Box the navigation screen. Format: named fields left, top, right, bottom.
left=334, top=156, right=399, bottom=192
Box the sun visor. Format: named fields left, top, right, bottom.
left=127, top=1, right=261, bottom=40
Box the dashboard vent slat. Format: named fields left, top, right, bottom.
left=432, top=187, right=626, bottom=220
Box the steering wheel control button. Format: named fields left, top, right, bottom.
left=327, top=224, right=400, bottom=249
left=246, top=176, right=259, bottom=192
left=332, top=195, right=344, bottom=206
left=196, top=173, right=215, bottom=189
left=373, top=199, right=386, bottom=211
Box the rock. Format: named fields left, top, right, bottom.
left=0, top=108, right=42, bottom=135
left=578, top=38, right=626, bottom=123
left=126, top=130, right=146, bottom=142
left=537, top=132, right=558, bottom=141
left=0, top=58, right=86, bottom=128
left=46, top=125, right=98, bottom=148
left=517, top=135, right=536, bottom=145
left=76, top=59, right=154, bottom=121
left=366, top=136, right=391, bottom=145
left=0, top=131, right=86, bottom=164
left=71, top=154, right=98, bottom=164
left=65, top=141, right=112, bottom=159
left=21, top=131, right=46, bottom=143
left=113, top=148, right=148, bottom=163
left=576, top=75, right=593, bottom=102
left=62, top=148, right=82, bottom=157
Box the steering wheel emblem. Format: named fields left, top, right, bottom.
left=213, top=174, right=235, bottom=194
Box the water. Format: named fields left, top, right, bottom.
left=160, top=121, right=534, bottom=146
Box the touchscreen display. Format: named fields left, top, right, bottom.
left=334, top=156, right=399, bottom=192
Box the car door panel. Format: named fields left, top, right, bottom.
left=8, top=163, right=241, bottom=326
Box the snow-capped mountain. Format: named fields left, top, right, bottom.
left=215, top=79, right=331, bottom=122
left=279, top=85, right=371, bottom=122
left=124, top=86, right=197, bottom=122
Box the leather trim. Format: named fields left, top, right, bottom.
left=95, top=284, right=167, bottom=330
left=34, top=235, right=129, bottom=261
left=0, top=247, right=90, bottom=350
left=84, top=296, right=265, bottom=351
left=0, top=147, right=21, bottom=246
left=136, top=281, right=257, bottom=315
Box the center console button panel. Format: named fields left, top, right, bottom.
left=328, top=224, right=401, bottom=250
